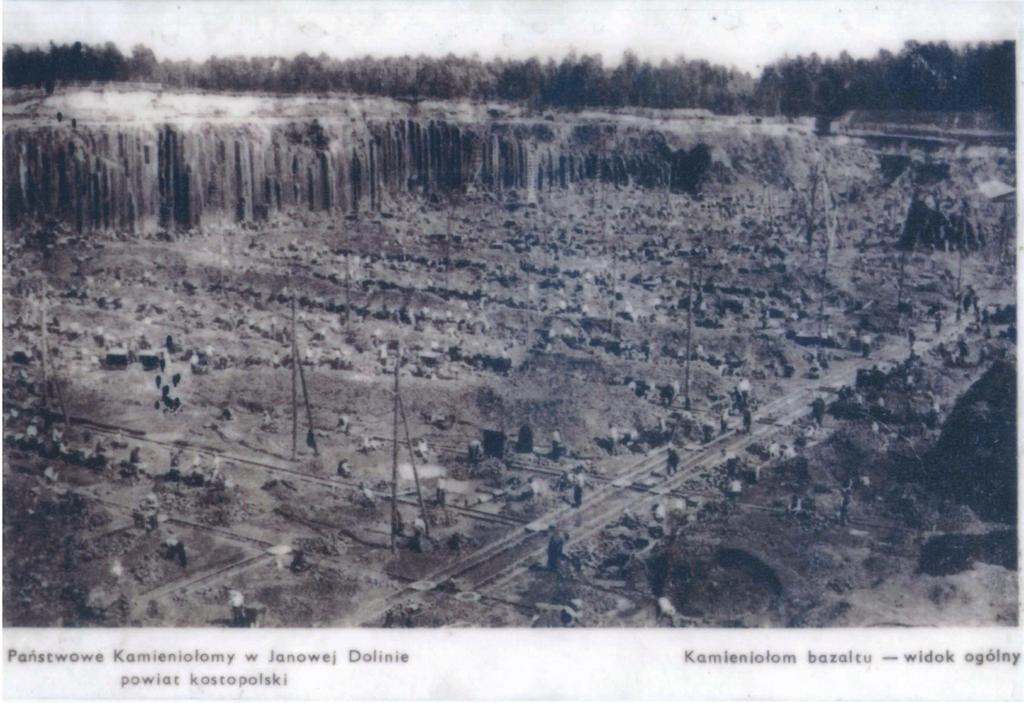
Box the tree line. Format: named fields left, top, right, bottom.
left=2, top=39, right=1014, bottom=121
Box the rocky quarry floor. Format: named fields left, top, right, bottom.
left=2, top=89, right=1018, bottom=628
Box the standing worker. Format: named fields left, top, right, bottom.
left=666, top=446, right=680, bottom=476
left=839, top=482, right=853, bottom=526
left=571, top=465, right=586, bottom=508
left=811, top=397, right=826, bottom=428
left=546, top=526, right=565, bottom=571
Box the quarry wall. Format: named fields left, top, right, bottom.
left=3, top=116, right=698, bottom=233
left=5, top=89, right=1012, bottom=235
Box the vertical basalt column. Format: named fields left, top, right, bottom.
left=319, top=151, right=332, bottom=211
left=350, top=149, right=362, bottom=215
left=368, top=138, right=377, bottom=211
left=234, top=140, right=246, bottom=222
left=247, top=139, right=259, bottom=221
left=489, top=133, right=501, bottom=189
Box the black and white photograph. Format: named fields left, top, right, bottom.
left=2, top=0, right=1018, bottom=634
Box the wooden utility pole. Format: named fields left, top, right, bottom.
left=445, top=203, right=453, bottom=291
left=804, top=167, right=820, bottom=257
left=39, top=293, right=50, bottom=415
left=815, top=172, right=834, bottom=364
left=290, top=288, right=299, bottom=460
left=296, top=351, right=318, bottom=456
left=683, top=250, right=695, bottom=410
left=344, top=253, right=352, bottom=332
left=599, top=137, right=616, bottom=339
left=955, top=202, right=966, bottom=321
left=342, top=218, right=352, bottom=332
left=896, top=248, right=907, bottom=317
left=397, top=394, right=431, bottom=537
left=390, top=347, right=401, bottom=553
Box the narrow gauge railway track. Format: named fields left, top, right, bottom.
left=6, top=405, right=525, bottom=529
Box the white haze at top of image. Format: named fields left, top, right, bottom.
left=2, top=0, right=1018, bottom=74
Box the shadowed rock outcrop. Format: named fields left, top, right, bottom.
left=927, top=360, right=1016, bottom=523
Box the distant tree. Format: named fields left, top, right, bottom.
left=129, top=44, right=159, bottom=82
left=1, top=39, right=1014, bottom=122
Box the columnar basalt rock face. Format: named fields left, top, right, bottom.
left=4, top=115, right=703, bottom=234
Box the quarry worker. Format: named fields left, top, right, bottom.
left=736, top=378, right=752, bottom=407
left=358, top=481, right=376, bottom=507
left=839, top=485, right=853, bottom=526
left=742, top=408, right=753, bottom=434
left=719, top=408, right=729, bottom=435
left=359, top=435, right=375, bottom=454
left=811, top=397, right=826, bottom=427
left=435, top=478, right=448, bottom=511
left=666, top=446, right=680, bottom=475
left=229, top=590, right=249, bottom=627
left=337, top=414, right=351, bottom=434
left=468, top=440, right=482, bottom=465
left=546, top=526, right=565, bottom=571
left=657, top=596, right=679, bottom=626
left=163, top=536, right=187, bottom=568
left=289, top=549, right=310, bottom=573
left=956, top=337, right=969, bottom=366
left=410, top=517, right=427, bottom=553
left=415, top=438, right=429, bottom=460
left=140, top=492, right=160, bottom=531
left=336, top=458, right=352, bottom=478
left=571, top=467, right=586, bottom=508
left=550, top=430, right=564, bottom=460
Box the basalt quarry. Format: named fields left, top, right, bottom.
left=3, top=87, right=1017, bottom=629
left=4, top=92, right=831, bottom=235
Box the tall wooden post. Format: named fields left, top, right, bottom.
left=290, top=289, right=299, bottom=460
left=956, top=203, right=966, bottom=321
left=815, top=173, right=834, bottom=363
left=342, top=218, right=352, bottom=332
left=896, top=249, right=907, bottom=317
left=445, top=204, right=453, bottom=291
left=397, top=394, right=430, bottom=537
left=345, top=253, right=352, bottom=332
left=683, top=252, right=695, bottom=411
left=39, top=293, right=50, bottom=416
left=296, top=353, right=318, bottom=456
left=390, top=346, right=401, bottom=553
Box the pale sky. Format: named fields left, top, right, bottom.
left=3, top=0, right=1019, bottom=74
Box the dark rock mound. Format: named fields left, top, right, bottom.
left=918, top=530, right=1017, bottom=576
left=927, top=360, right=1016, bottom=523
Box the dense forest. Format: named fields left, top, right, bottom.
left=2, top=39, right=1015, bottom=121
